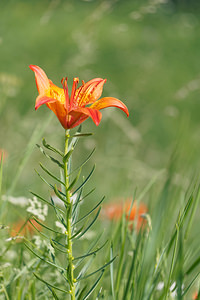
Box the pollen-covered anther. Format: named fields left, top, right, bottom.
left=73, top=77, right=79, bottom=84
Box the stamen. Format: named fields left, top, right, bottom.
left=70, top=78, right=79, bottom=109
left=61, top=77, right=70, bottom=110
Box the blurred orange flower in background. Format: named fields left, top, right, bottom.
left=102, top=198, right=148, bottom=231
left=10, top=218, right=41, bottom=240
left=193, top=291, right=199, bottom=300
left=0, top=149, right=8, bottom=162
left=30, top=65, right=129, bottom=129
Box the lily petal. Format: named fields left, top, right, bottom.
left=75, top=78, right=106, bottom=106
left=29, top=65, right=49, bottom=94
left=35, top=95, right=56, bottom=110
left=69, top=107, right=102, bottom=128
left=90, top=97, right=129, bottom=117
left=46, top=101, right=68, bottom=129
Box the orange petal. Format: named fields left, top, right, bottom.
left=46, top=101, right=68, bottom=129
left=90, top=97, right=129, bottom=117
left=68, top=107, right=102, bottom=128
left=29, top=65, right=49, bottom=94
left=75, top=78, right=106, bottom=106
left=35, top=95, right=56, bottom=110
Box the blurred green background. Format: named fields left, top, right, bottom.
left=1, top=0, right=200, bottom=202
left=1, top=1, right=200, bottom=299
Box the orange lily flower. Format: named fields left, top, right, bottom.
left=10, top=218, right=41, bottom=241
left=193, top=292, right=199, bottom=300
left=102, top=198, right=148, bottom=231
left=29, top=65, right=129, bottom=129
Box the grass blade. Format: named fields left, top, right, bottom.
left=110, top=242, right=115, bottom=300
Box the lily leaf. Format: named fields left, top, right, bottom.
left=33, top=273, right=69, bottom=293
left=82, top=271, right=104, bottom=300
left=42, top=138, right=64, bottom=157
left=36, top=144, right=64, bottom=169
left=40, top=163, right=65, bottom=186
left=73, top=165, right=95, bottom=195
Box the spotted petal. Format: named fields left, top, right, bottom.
left=75, top=78, right=106, bottom=106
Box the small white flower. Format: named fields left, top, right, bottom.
left=55, top=221, right=66, bottom=234
left=33, top=235, right=42, bottom=248
left=27, top=197, right=48, bottom=221
left=157, top=282, right=164, bottom=291
left=2, top=195, right=28, bottom=207
left=45, top=241, right=55, bottom=256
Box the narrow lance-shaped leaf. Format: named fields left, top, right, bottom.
left=69, top=148, right=96, bottom=176
left=77, top=256, right=117, bottom=281
left=40, top=162, right=65, bottom=186
left=28, top=219, right=59, bottom=242
left=33, top=273, right=69, bottom=293
left=36, top=144, right=64, bottom=169
left=70, top=225, right=85, bottom=240
left=72, top=133, right=93, bottom=137
left=42, top=138, right=64, bottom=157
left=63, top=148, right=74, bottom=164
left=77, top=188, right=96, bottom=203
left=35, top=169, right=54, bottom=190
left=50, top=196, right=67, bottom=228
left=53, top=184, right=67, bottom=204
left=76, top=255, right=96, bottom=281
left=31, top=217, right=66, bottom=236
left=72, top=188, right=83, bottom=223
left=73, top=165, right=96, bottom=195
left=77, top=285, right=87, bottom=300
left=24, top=243, right=66, bottom=272
left=67, top=168, right=82, bottom=192
left=30, top=191, right=65, bottom=214
left=73, top=196, right=105, bottom=226
left=73, top=240, right=108, bottom=261
left=82, top=271, right=104, bottom=300
left=75, top=231, right=104, bottom=269
left=49, top=288, right=60, bottom=300
left=73, top=207, right=101, bottom=240
left=50, top=239, right=67, bottom=254
left=68, top=125, right=82, bottom=151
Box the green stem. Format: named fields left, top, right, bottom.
left=64, top=130, right=76, bottom=300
